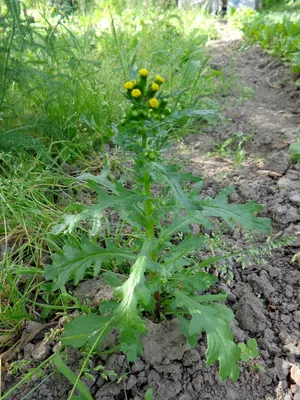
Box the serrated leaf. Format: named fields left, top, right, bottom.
left=175, top=289, right=241, bottom=381
left=178, top=315, right=198, bottom=347
left=111, top=241, right=158, bottom=361
left=160, top=213, right=211, bottom=241
left=163, top=234, right=205, bottom=266
left=61, top=313, right=111, bottom=348
left=45, top=238, right=136, bottom=290
left=173, top=270, right=217, bottom=292
left=196, top=186, right=271, bottom=233
left=52, top=204, right=102, bottom=236
left=53, top=181, right=148, bottom=235
left=150, top=163, right=201, bottom=209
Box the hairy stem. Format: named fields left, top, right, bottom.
left=143, top=166, right=161, bottom=317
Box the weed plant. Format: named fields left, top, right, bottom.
left=0, top=0, right=219, bottom=338
left=39, top=69, right=272, bottom=399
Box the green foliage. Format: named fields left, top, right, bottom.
left=231, top=5, right=300, bottom=79
left=290, top=142, right=300, bottom=162
left=0, top=0, right=217, bottom=158
left=175, top=290, right=240, bottom=381
left=44, top=70, right=272, bottom=387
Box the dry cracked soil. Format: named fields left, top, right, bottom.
left=3, top=21, right=300, bottom=400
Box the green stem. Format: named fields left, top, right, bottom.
left=143, top=166, right=161, bottom=318
left=144, top=170, right=154, bottom=240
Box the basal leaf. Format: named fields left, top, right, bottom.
left=45, top=238, right=136, bottom=290
left=175, top=289, right=241, bottom=381
left=111, top=242, right=158, bottom=361
left=61, top=313, right=111, bottom=348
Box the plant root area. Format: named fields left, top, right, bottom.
left=3, top=22, right=300, bottom=400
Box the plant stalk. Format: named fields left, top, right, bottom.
left=143, top=166, right=161, bottom=318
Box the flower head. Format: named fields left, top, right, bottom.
left=132, top=89, right=142, bottom=98
left=151, top=83, right=159, bottom=91
left=149, top=98, right=159, bottom=108
left=131, top=79, right=137, bottom=86
left=155, top=75, right=165, bottom=84
left=140, top=68, right=149, bottom=77
left=124, top=81, right=134, bottom=90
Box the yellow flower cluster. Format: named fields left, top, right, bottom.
left=123, top=70, right=165, bottom=111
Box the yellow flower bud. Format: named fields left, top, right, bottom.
left=124, top=81, right=134, bottom=90
left=155, top=75, right=165, bottom=84
left=149, top=98, right=159, bottom=108
left=140, top=68, right=149, bottom=77
left=131, top=79, right=137, bottom=86
left=151, top=83, right=159, bottom=91
left=132, top=89, right=142, bottom=98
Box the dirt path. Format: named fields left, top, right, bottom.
left=3, top=22, right=300, bottom=400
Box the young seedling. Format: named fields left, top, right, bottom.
left=45, top=69, right=271, bottom=385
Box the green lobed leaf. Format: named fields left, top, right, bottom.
left=160, top=212, right=211, bottom=241
left=45, top=238, right=136, bottom=290
left=196, top=186, right=271, bottom=233
left=163, top=234, right=206, bottom=266
left=61, top=313, right=111, bottom=348
left=174, top=289, right=241, bottom=381
left=52, top=181, right=148, bottom=235
left=111, top=241, right=159, bottom=361
left=150, top=163, right=201, bottom=210
left=172, top=270, right=217, bottom=293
